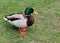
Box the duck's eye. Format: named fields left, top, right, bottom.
left=30, top=8, right=34, bottom=13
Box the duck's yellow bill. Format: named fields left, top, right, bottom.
left=32, top=11, right=38, bottom=15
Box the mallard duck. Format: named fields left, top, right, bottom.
left=4, top=7, right=38, bottom=35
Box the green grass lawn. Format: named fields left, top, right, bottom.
left=0, top=0, right=60, bottom=43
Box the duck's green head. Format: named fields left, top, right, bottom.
left=25, top=7, right=38, bottom=15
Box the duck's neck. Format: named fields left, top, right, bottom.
left=26, top=15, right=30, bottom=16
left=23, top=12, right=31, bottom=16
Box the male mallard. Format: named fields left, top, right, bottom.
left=4, top=7, right=38, bottom=35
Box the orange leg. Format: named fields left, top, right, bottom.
left=19, top=27, right=27, bottom=35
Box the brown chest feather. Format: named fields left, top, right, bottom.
left=26, top=15, right=34, bottom=26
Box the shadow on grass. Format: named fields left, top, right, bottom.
left=3, top=20, right=18, bottom=31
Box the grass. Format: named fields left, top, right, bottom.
left=0, top=0, right=60, bottom=43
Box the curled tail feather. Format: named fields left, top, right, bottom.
left=4, top=16, right=8, bottom=21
